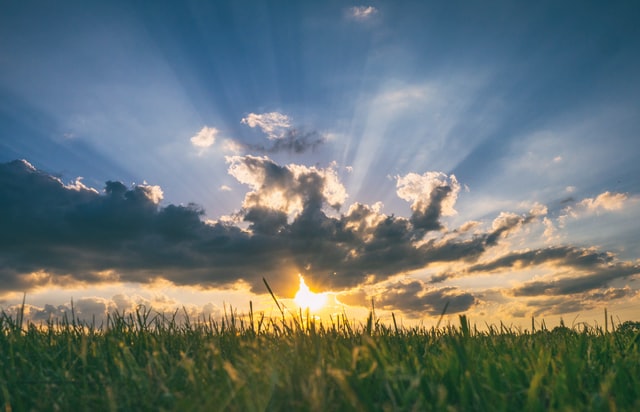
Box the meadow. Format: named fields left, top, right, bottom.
left=1, top=296, right=639, bottom=411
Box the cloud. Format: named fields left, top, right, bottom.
left=190, top=126, right=219, bottom=149
left=468, top=246, right=615, bottom=274
left=22, top=296, right=115, bottom=324
left=348, top=6, right=378, bottom=20
left=512, top=262, right=639, bottom=297
left=396, top=172, right=460, bottom=231
left=0, top=159, right=479, bottom=296
left=577, top=191, right=628, bottom=212
left=1, top=158, right=637, bottom=317
left=4, top=294, right=224, bottom=325
left=226, top=155, right=347, bottom=217
left=525, top=287, right=639, bottom=316
left=458, top=245, right=635, bottom=298
left=242, top=129, right=326, bottom=154
left=241, top=112, right=292, bottom=140
left=235, top=112, right=326, bottom=154
left=221, top=139, right=244, bottom=154
left=337, top=288, right=369, bottom=307
left=560, top=191, right=629, bottom=225
left=376, top=280, right=476, bottom=317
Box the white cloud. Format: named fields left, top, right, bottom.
left=220, top=185, right=232, bottom=192
left=543, top=217, right=557, bottom=242
left=491, top=212, right=522, bottom=232
left=222, top=139, right=244, bottom=154
left=376, top=85, right=429, bottom=108
left=190, top=126, right=219, bottom=149
left=241, top=112, right=292, bottom=140
left=226, top=155, right=347, bottom=218
left=528, top=203, right=548, bottom=217
left=396, top=171, right=460, bottom=216
left=139, top=183, right=164, bottom=204
left=64, top=177, right=99, bottom=194
left=578, top=191, right=628, bottom=212
left=559, top=191, right=629, bottom=226
left=348, top=6, right=378, bottom=20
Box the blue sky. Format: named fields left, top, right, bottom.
left=1, top=1, right=639, bottom=326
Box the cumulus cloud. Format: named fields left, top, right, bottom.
left=577, top=191, right=628, bottom=212
left=1, top=159, right=637, bottom=317
left=190, top=126, right=219, bottom=149
left=396, top=172, right=460, bottom=231
left=226, top=155, right=347, bottom=218
left=376, top=280, right=476, bottom=317
left=560, top=191, right=629, bottom=225
left=0, top=159, right=490, bottom=297
left=241, top=112, right=292, bottom=140
left=20, top=297, right=115, bottom=325
left=4, top=294, right=224, bottom=325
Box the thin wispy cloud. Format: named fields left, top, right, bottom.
left=236, top=112, right=326, bottom=154
left=241, top=130, right=326, bottom=154
left=348, top=6, right=378, bottom=20
left=241, top=112, right=292, bottom=140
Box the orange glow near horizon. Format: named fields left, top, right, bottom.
left=293, top=274, right=328, bottom=312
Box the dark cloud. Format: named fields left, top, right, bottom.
left=440, top=246, right=639, bottom=299
left=526, top=287, right=638, bottom=316
left=513, top=263, right=639, bottom=297
left=0, top=158, right=487, bottom=299
left=376, top=280, right=476, bottom=317
left=246, top=129, right=326, bottom=154
left=409, top=184, right=453, bottom=232
left=428, top=272, right=453, bottom=284
left=232, top=129, right=326, bottom=155
left=484, top=212, right=536, bottom=246
left=1, top=158, right=636, bottom=316
left=468, top=246, right=614, bottom=273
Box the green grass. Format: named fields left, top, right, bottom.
left=1, top=300, right=639, bottom=411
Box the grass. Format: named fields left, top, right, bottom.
left=1, top=293, right=639, bottom=411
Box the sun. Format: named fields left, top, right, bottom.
left=294, top=275, right=328, bottom=312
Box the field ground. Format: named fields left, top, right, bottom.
left=1, top=303, right=639, bottom=411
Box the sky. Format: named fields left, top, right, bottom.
left=1, top=0, right=639, bottom=328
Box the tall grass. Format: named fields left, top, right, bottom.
left=1, top=298, right=639, bottom=411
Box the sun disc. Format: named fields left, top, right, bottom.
left=294, top=275, right=328, bottom=312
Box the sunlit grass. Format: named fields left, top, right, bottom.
left=1, top=289, right=639, bottom=411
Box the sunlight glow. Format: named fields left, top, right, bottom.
left=293, top=275, right=328, bottom=312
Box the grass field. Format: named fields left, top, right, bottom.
left=1, top=297, right=639, bottom=411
